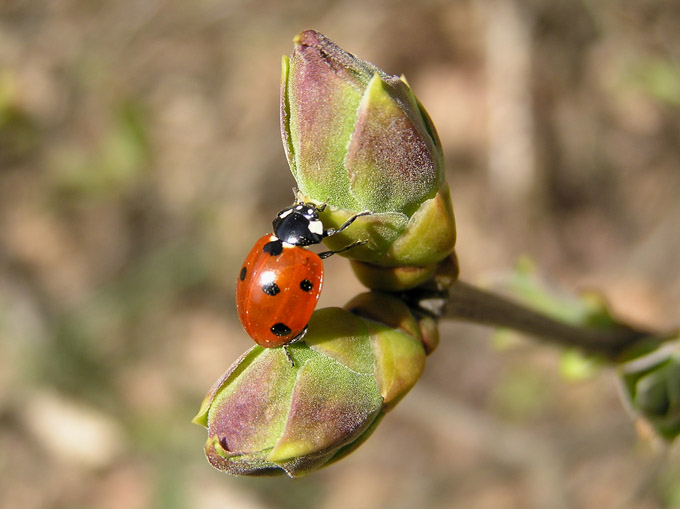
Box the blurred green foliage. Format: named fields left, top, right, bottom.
left=52, top=99, right=150, bottom=200
left=627, top=56, right=680, bottom=107
left=0, top=70, right=38, bottom=164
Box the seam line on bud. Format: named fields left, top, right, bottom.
left=280, top=56, right=296, bottom=177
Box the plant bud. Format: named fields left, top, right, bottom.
left=281, top=30, right=456, bottom=290
left=619, top=337, right=680, bottom=441
left=194, top=299, right=427, bottom=477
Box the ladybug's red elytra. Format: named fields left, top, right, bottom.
left=236, top=201, right=370, bottom=362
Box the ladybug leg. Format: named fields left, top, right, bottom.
left=318, top=239, right=367, bottom=260
left=282, top=346, right=295, bottom=367
left=280, top=326, right=309, bottom=367
left=290, top=326, right=308, bottom=344
left=323, top=211, right=372, bottom=238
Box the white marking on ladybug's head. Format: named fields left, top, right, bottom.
left=282, top=241, right=294, bottom=248
left=269, top=235, right=278, bottom=241
left=278, top=208, right=293, bottom=219
left=308, top=220, right=324, bottom=236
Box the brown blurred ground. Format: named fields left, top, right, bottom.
left=1, top=1, right=679, bottom=508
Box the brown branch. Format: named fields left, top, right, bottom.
left=442, top=280, right=660, bottom=361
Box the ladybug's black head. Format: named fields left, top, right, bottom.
left=272, top=202, right=325, bottom=247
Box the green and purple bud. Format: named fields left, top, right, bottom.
left=619, top=336, right=680, bottom=441
left=281, top=30, right=457, bottom=291
left=193, top=294, right=429, bottom=477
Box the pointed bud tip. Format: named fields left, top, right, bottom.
left=293, top=29, right=322, bottom=47
left=192, top=411, right=208, bottom=428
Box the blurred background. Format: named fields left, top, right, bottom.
left=1, top=1, right=679, bottom=507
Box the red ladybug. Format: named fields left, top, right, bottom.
left=236, top=201, right=370, bottom=358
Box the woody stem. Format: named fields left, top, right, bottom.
left=442, top=280, right=660, bottom=361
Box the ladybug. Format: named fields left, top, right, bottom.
left=236, top=201, right=370, bottom=360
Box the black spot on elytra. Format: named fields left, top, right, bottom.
left=271, top=323, right=291, bottom=336
left=262, top=282, right=280, bottom=296
left=300, top=279, right=313, bottom=292
left=239, top=267, right=247, bottom=281
left=263, top=240, right=283, bottom=256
